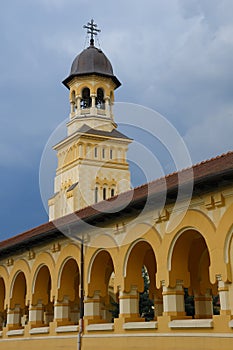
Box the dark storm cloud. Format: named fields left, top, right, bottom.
left=0, top=0, right=232, bottom=237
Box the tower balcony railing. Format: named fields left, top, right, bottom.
left=80, top=108, right=91, bottom=115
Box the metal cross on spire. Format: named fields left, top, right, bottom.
left=83, top=19, right=101, bottom=46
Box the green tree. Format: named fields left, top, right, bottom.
left=139, top=266, right=154, bottom=321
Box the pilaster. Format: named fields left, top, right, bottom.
left=162, top=280, right=186, bottom=318
left=194, top=289, right=213, bottom=319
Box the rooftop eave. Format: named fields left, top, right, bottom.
left=1, top=152, right=233, bottom=257
left=62, top=72, right=121, bottom=90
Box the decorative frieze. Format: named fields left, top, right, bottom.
left=205, top=193, right=225, bottom=210
left=51, top=242, right=61, bottom=253
left=155, top=209, right=170, bottom=223
left=28, top=250, right=35, bottom=260
left=6, top=258, right=14, bottom=267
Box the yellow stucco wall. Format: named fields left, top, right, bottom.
left=1, top=185, right=233, bottom=349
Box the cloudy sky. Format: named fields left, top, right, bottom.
left=0, top=0, right=233, bottom=239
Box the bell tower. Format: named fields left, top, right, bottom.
left=48, top=20, right=132, bottom=221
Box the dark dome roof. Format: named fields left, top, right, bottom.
left=63, top=45, right=121, bottom=89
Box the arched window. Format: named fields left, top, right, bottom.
left=95, top=187, right=98, bottom=203
left=110, top=149, right=113, bottom=159
left=94, top=147, right=98, bottom=158
left=111, top=188, right=115, bottom=197
left=81, top=87, right=91, bottom=109
left=96, top=88, right=105, bottom=109
left=103, top=187, right=107, bottom=200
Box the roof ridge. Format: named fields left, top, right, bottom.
left=131, top=150, right=233, bottom=191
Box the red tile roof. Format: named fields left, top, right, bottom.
left=1, top=151, right=233, bottom=254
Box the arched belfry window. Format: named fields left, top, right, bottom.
left=81, top=87, right=91, bottom=109
left=96, top=88, right=105, bottom=109
left=71, top=90, right=76, bottom=113
left=95, top=186, right=98, bottom=203
left=103, top=187, right=107, bottom=200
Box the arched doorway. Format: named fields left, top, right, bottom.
left=168, top=229, right=218, bottom=319
left=30, top=265, right=53, bottom=327
left=57, top=258, right=80, bottom=325
left=8, top=271, right=27, bottom=329
left=122, top=240, right=160, bottom=321
left=86, top=250, right=115, bottom=323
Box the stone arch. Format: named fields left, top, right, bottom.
left=168, top=229, right=213, bottom=290
left=31, top=265, right=52, bottom=306
left=80, top=86, right=91, bottom=109
left=87, top=249, right=115, bottom=298
left=88, top=232, right=119, bottom=250
left=123, top=239, right=157, bottom=294
left=0, top=265, right=9, bottom=308
left=9, top=270, right=27, bottom=310
left=86, top=249, right=116, bottom=323
left=57, top=257, right=79, bottom=302
left=31, top=252, right=55, bottom=301
left=217, top=203, right=233, bottom=282
left=56, top=256, right=80, bottom=325
left=158, top=209, right=216, bottom=286
left=8, top=259, right=30, bottom=303
left=7, top=269, right=28, bottom=329
left=0, top=276, right=6, bottom=328
left=167, top=228, right=217, bottom=319
left=95, top=87, right=105, bottom=109
left=30, top=263, right=54, bottom=327
left=121, top=222, right=162, bottom=252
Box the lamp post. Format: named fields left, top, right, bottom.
left=78, top=237, right=84, bottom=350
left=67, top=227, right=84, bottom=350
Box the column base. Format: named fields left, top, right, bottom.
left=54, top=319, right=74, bottom=327
left=28, top=321, right=45, bottom=329
left=119, top=314, right=145, bottom=323
left=84, top=316, right=104, bottom=326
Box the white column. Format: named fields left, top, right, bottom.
left=84, top=291, right=101, bottom=322
left=54, top=296, right=70, bottom=326
left=119, top=286, right=140, bottom=320
left=7, top=305, right=21, bottom=330
left=76, top=96, right=81, bottom=115
left=29, top=301, right=44, bottom=327
left=162, top=280, right=185, bottom=317
left=90, top=95, right=97, bottom=114
left=154, top=293, right=163, bottom=318
left=194, top=289, right=213, bottom=319
left=105, top=97, right=110, bottom=118
left=218, top=279, right=230, bottom=315
left=70, top=101, right=75, bottom=117
left=70, top=303, right=80, bottom=324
